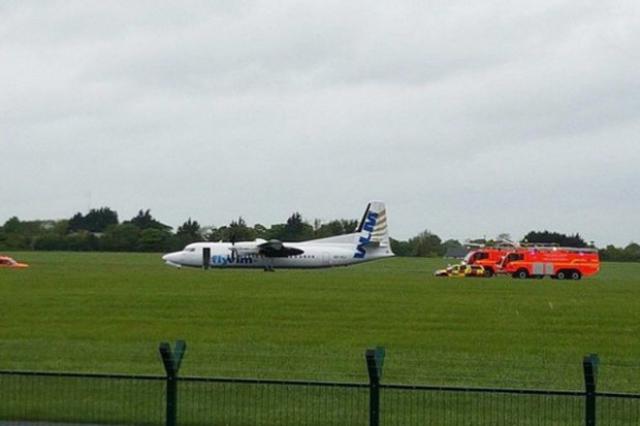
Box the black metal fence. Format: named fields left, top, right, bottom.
left=1, top=342, right=639, bottom=425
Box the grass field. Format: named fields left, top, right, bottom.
left=1, top=251, right=639, bottom=393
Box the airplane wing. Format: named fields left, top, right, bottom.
left=257, top=240, right=304, bottom=258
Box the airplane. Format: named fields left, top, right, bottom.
left=161, top=201, right=394, bottom=270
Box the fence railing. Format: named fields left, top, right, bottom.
left=1, top=341, right=639, bottom=425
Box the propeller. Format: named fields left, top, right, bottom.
left=267, top=239, right=283, bottom=250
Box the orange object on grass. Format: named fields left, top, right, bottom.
left=0, top=256, right=29, bottom=269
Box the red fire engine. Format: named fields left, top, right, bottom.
left=464, top=248, right=510, bottom=277
left=498, top=247, right=600, bottom=280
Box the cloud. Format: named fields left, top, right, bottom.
left=1, top=0, right=638, bottom=246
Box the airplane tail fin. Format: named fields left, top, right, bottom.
left=354, top=201, right=392, bottom=258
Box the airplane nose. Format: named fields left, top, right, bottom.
left=162, top=252, right=179, bottom=262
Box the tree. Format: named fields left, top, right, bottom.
left=442, top=239, right=463, bottom=251
left=390, top=230, right=446, bottom=257
left=265, top=224, right=286, bottom=240
left=176, top=218, right=201, bottom=239
left=253, top=224, right=268, bottom=238
left=205, top=217, right=256, bottom=242
left=390, top=238, right=412, bottom=256
left=34, top=233, right=68, bottom=251
left=623, top=243, right=640, bottom=262
left=66, top=231, right=100, bottom=251
left=127, top=209, right=171, bottom=231
left=101, top=223, right=141, bottom=251
left=227, top=217, right=256, bottom=242
left=68, top=213, right=85, bottom=232
left=84, top=207, right=118, bottom=232
left=3, top=217, right=22, bottom=234
left=409, top=230, right=443, bottom=257
left=599, top=245, right=621, bottom=261
left=279, top=212, right=314, bottom=241
left=314, top=220, right=344, bottom=238
left=599, top=243, right=640, bottom=262
left=1, top=217, right=28, bottom=249
left=204, top=226, right=223, bottom=242
left=0, top=217, right=54, bottom=249
left=32, top=220, right=74, bottom=251
left=313, top=219, right=359, bottom=238
left=173, top=218, right=202, bottom=248
left=68, top=208, right=118, bottom=233
left=2, top=233, right=28, bottom=250
left=139, top=228, right=172, bottom=252
left=52, top=220, right=69, bottom=236
left=340, top=219, right=359, bottom=234
left=522, top=231, right=588, bottom=247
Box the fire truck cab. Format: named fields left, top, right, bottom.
left=498, top=247, right=600, bottom=280
left=464, top=248, right=509, bottom=277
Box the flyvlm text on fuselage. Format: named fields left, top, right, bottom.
left=161, top=201, right=393, bottom=271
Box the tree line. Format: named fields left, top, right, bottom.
left=0, top=208, right=362, bottom=253
left=0, top=207, right=637, bottom=261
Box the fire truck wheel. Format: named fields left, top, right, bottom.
left=484, top=269, right=494, bottom=277
left=570, top=270, right=582, bottom=280
left=556, top=271, right=567, bottom=280
left=514, top=269, right=528, bottom=279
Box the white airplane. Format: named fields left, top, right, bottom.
left=162, top=201, right=394, bottom=270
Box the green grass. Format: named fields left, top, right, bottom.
left=1, top=252, right=639, bottom=393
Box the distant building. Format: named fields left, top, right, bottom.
left=444, top=246, right=469, bottom=259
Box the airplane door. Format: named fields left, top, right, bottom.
left=202, top=247, right=211, bottom=270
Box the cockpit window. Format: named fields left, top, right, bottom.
left=185, top=247, right=197, bottom=252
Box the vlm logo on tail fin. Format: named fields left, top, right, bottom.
left=354, top=201, right=391, bottom=259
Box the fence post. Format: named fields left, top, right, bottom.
left=365, top=347, right=385, bottom=426
left=159, top=340, right=187, bottom=426
left=583, top=353, right=599, bottom=426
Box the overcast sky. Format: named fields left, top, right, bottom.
left=1, top=1, right=639, bottom=246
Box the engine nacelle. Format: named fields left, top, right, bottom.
left=228, top=239, right=267, bottom=256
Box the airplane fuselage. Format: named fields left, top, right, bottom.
left=163, top=241, right=391, bottom=269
